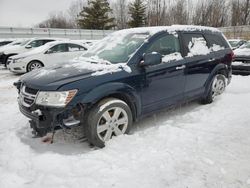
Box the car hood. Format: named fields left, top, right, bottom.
left=0, top=45, right=21, bottom=53
left=234, top=48, right=250, bottom=56
left=1, top=45, right=25, bottom=54
left=12, top=49, right=42, bottom=59
left=20, top=57, right=131, bottom=90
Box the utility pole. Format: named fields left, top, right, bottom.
left=186, top=0, right=189, bottom=24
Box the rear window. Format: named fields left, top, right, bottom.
left=204, top=34, right=229, bottom=49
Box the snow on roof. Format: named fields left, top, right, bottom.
left=114, top=25, right=221, bottom=36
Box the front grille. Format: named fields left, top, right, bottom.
left=19, top=85, right=38, bottom=107
left=25, top=86, right=38, bottom=95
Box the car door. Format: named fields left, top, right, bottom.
left=43, top=43, right=69, bottom=66
left=140, top=33, right=186, bottom=113
left=181, top=32, right=216, bottom=98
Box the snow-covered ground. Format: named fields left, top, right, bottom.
left=0, top=66, right=250, bottom=188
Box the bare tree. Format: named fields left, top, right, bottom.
left=147, top=0, right=168, bottom=26
left=192, top=0, right=229, bottom=27
left=38, top=12, right=74, bottom=29
left=231, top=0, right=250, bottom=26
left=67, top=0, right=87, bottom=28
left=166, top=0, right=188, bottom=25
left=111, top=0, right=129, bottom=29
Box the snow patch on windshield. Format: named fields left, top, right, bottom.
left=33, top=69, right=57, bottom=79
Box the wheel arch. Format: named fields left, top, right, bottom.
left=81, top=82, right=141, bottom=121
left=27, top=60, right=44, bottom=72
left=204, top=63, right=229, bottom=95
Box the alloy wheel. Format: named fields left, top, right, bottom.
left=211, top=75, right=226, bottom=99
left=97, top=107, right=128, bottom=142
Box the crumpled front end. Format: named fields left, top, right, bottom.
left=14, top=81, right=85, bottom=137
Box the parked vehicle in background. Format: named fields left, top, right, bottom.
left=232, top=41, right=250, bottom=74
left=0, top=39, right=30, bottom=64
left=228, top=39, right=247, bottom=50
left=0, top=39, right=15, bottom=47
left=14, top=25, right=233, bottom=148
left=8, top=41, right=87, bottom=73
left=73, top=39, right=99, bottom=47
left=0, top=38, right=61, bottom=67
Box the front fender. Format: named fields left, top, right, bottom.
left=81, top=82, right=141, bottom=117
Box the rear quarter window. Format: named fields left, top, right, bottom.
left=182, top=33, right=210, bottom=57
left=204, top=34, right=229, bottom=50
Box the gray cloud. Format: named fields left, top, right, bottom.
left=0, top=0, right=76, bottom=27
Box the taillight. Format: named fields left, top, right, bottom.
left=229, top=51, right=235, bottom=61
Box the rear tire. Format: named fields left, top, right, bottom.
left=27, top=61, right=43, bottom=72
left=85, top=98, right=133, bottom=148
left=201, top=74, right=226, bottom=104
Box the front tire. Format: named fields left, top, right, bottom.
left=85, top=98, right=133, bottom=148
left=27, top=61, right=43, bottom=72
left=201, top=74, right=226, bottom=104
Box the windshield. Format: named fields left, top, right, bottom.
left=81, top=31, right=149, bottom=64
left=239, top=41, right=250, bottom=49
left=229, top=40, right=240, bottom=47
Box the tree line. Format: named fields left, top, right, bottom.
left=37, top=0, right=250, bottom=29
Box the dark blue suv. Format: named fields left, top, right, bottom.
left=14, top=26, right=233, bottom=147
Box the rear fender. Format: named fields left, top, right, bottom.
left=204, top=63, right=229, bottom=95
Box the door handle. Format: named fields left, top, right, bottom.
left=176, top=65, right=186, bottom=70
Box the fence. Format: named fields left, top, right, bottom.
left=219, top=26, right=250, bottom=39
left=1, top=25, right=250, bottom=40
left=0, top=27, right=114, bottom=40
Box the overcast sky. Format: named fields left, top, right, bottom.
left=0, top=0, right=76, bottom=27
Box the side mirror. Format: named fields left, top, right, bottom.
left=25, top=44, right=32, bottom=49
left=140, top=52, right=162, bottom=67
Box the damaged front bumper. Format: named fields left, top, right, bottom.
left=15, top=81, right=85, bottom=136
left=18, top=100, right=85, bottom=136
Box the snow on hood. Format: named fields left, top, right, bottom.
left=234, top=48, right=250, bottom=56
left=25, top=56, right=132, bottom=79
left=12, top=45, right=50, bottom=59
left=232, top=61, right=250, bottom=66
left=68, top=56, right=132, bottom=76
left=0, top=44, right=23, bottom=53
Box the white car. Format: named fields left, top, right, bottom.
left=8, top=41, right=87, bottom=73
left=0, top=38, right=61, bottom=66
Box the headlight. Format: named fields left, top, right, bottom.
left=14, top=57, right=26, bottom=63
left=35, top=89, right=78, bottom=107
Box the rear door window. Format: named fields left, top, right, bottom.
left=68, top=43, right=86, bottom=52
left=182, top=33, right=210, bottom=57
left=49, top=44, right=68, bottom=53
